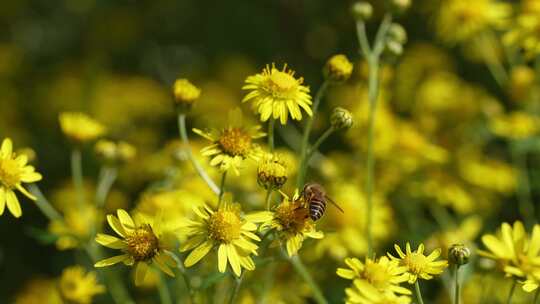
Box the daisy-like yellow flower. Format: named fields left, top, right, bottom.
left=0, top=138, right=42, bottom=218
left=489, top=111, right=540, bottom=140
left=59, top=112, right=106, bottom=143
left=266, top=191, right=323, bottom=256
left=435, top=0, right=511, bottom=44
left=94, top=209, right=177, bottom=286
left=337, top=256, right=411, bottom=297
left=193, top=109, right=265, bottom=175
left=242, top=64, right=312, bottom=125
left=58, top=266, right=105, bottom=304
left=388, top=243, right=448, bottom=284
left=344, top=280, right=411, bottom=304
left=179, top=201, right=272, bottom=277
left=479, top=221, right=540, bottom=293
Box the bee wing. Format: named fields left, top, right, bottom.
left=325, top=195, right=344, bottom=213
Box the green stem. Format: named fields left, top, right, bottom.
left=178, top=113, right=220, bottom=194
left=482, top=31, right=509, bottom=87
left=415, top=281, right=425, bottom=304
left=218, top=171, right=227, bottom=207
left=297, top=81, right=329, bottom=188
left=28, top=184, right=62, bottom=222
left=268, top=118, right=275, bottom=152
left=71, top=148, right=85, bottom=208
left=534, top=288, right=540, bottom=304
left=168, top=253, right=195, bottom=304
left=228, top=274, right=244, bottom=304
left=157, top=273, right=173, bottom=304
left=454, top=265, right=460, bottom=304
left=288, top=254, right=327, bottom=304
left=507, top=280, right=517, bottom=304
left=511, top=145, right=536, bottom=227
left=307, top=127, right=335, bottom=159
left=95, top=166, right=117, bottom=208
left=265, top=188, right=273, bottom=210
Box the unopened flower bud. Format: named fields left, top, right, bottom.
left=173, top=78, right=201, bottom=112
left=331, top=107, right=354, bottom=130
left=324, top=54, right=353, bottom=82
left=95, top=140, right=136, bottom=165
left=117, top=142, right=137, bottom=162
left=385, top=40, right=403, bottom=57
left=388, top=23, right=407, bottom=45
left=257, top=154, right=288, bottom=190
left=388, top=0, right=411, bottom=13
left=448, top=244, right=471, bottom=267
left=351, top=2, right=373, bottom=21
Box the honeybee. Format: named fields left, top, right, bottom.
left=301, top=183, right=344, bottom=221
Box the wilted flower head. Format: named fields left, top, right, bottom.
left=243, top=63, right=312, bottom=125
left=59, top=112, right=106, bottom=144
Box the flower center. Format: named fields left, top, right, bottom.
left=267, top=71, right=297, bottom=94
left=363, top=261, right=392, bottom=289
left=0, top=158, right=21, bottom=188
left=275, top=200, right=309, bottom=233
left=208, top=210, right=242, bottom=243
left=125, top=225, right=159, bottom=261
left=403, top=253, right=427, bottom=274
left=218, top=128, right=252, bottom=156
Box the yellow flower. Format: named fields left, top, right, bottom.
left=504, top=13, right=540, bottom=60
left=94, top=209, right=177, bottom=286
left=435, top=0, right=511, bottom=44
left=337, top=256, right=411, bottom=296
left=389, top=243, right=448, bottom=284
left=324, top=54, right=353, bottom=82
left=242, top=64, right=312, bottom=125
left=267, top=191, right=324, bottom=256
left=344, top=280, right=411, bottom=304
left=59, top=112, right=106, bottom=143
left=173, top=78, right=201, bottom=111
left=14, top=278, right=62, bottom=304
left=257, top=153, right=288, bottom=190
left=193, top=109, right=265, bottom=175
left=49, top=204, right=98, bottom=250
left=95, top=139, right=137, bottom=164
left=58, top=266, right=105, bottom=304
left=179, top=201, right=272, bottom=277
left=479, top=221, right=540, bottom=293
left=490, top=111, right=540, bottom=140
left=0, top=138, right=42, bottom=218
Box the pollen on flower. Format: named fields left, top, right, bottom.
left=218, top=128, right=253, bottom=156
left=363, top=260, right=395, bottom=288
left=208, top=209, right=242, bottom=243
left=267, top=69, right=298, bottom=95
left=125, top=225, right=159, bottom=261
left=402, top=252, right=428, bottom=274
left=0, top=158, right=21, bottom=188
left=275, top=199, right=309, bottom=233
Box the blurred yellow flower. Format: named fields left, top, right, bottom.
left=266, top=191, right=323, bottom=256
left=94, top=209, right=177, bottom=286
left=389, top=243, right=448, bottom=284
left=490, top=111, right=540, bottom=140
left=242, top=64, right=312, bottom=124
left=95, top=139, right=137, bottom=164
left=59, top=112, right=106, bottom=143
left=193, top=109, right=265, bottom=175
left=435, top=0, right=511, bottom=44
left=257, top=152, right=288, bottom=190
left=504, top=13, right=540, bottom=60
left=344, top=280, right=411, bottom=304
left=58, top=266, right=105, bottom=304
left=179, top=201, right=272, bottom=276
left=0, top=138, right=42, bottom=218
left=49, top=204, right=98, bottom=250
left=324, top=54, right=353, bottom=82
left=14, top=278, right=62, bottom=304
left=173, top=78, right=201, bottom=111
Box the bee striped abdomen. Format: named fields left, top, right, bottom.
left=309, top=199, right=326, bottom=221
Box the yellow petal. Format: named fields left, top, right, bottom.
left=1, top=138, right=13, bottom=157
left=94, top=254, right=129, bottom=267
left=336, top=268, right=355, bottom=279
left=226, top=244, right=242, bottom=277
left=134, top=262, right=148, bottom=286
left=107, top=215, right=127, bottom=238
left=184, top=240, right=213, bottom=267
left=218, top=244, right=227, bottom=273
left=153, top=254, right=175, bottom=277
left=244, top=211, right=273, bottom=223
left=0, top=187, right=5, bottom=216
left=95, top=233, right=125, bottom=249
left=17, top=184, right=36, bottom=201
left=117, top=209, right=135, bottom=231
left=20, top=172, right=42, bottom=183
left=6, top=190, right=21, bottom=218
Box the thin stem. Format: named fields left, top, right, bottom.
left=307, top=127, right=335, bottom=159
left=218, top=171, right=228, bottom=207
left=415, top=281, right=425, bottom=304
left=268, top=118, right=275, bottom=152
left=178, top=113, right=220, bottom=194
left=288, top=254, right=327, bottom=304
left=157, top=273, right=173, bottom=304
left=168, top=252, right=195, bottom=304
left=71, top=148, right=85, bottom=208
left=373, top=14, right=393, bottom=56
left=95, top=166, right=118, bottom=208
left=28, top=184, right=63, bottom=222
left=265, top=189, right=273, bottom=210
left=228, top=274, right=244, bottom=304
left=355, top=21, right=372, bottom=57
left=511, top=145, right=536, bottom=227
left=454, top=265, right=460, bottom=304
left=297, top=81, right=329, bottom=188
left=482, top=31, right=509, bottom=87
left=507, top=280, right=517, bottom=304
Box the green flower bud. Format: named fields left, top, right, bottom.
left=385, top=40, right=403, bottom=57
left=331, top=107, right=354, bottom=130
left=387, top=0, right=411, bottom=14
left=351, top=2, right=373, bottom=21
left=448, top=244, right=471, bottom=267
left=388, top=23, right=407, bottom=45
